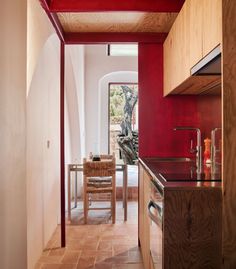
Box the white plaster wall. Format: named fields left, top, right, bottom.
left=85, top=45, right=138, bottom=155
left=65, top=46, right=85, bottom=163
left=27, top=34, right=60, bottom=269
left=98, top=71, right=138, bottom=153
left=0, top=1, right=27, bottom=268
left=27, top=0, right=55, bottom=92
left=65, top=46, right=85, bottom=199
left=27, top=1, right=60, bottom=269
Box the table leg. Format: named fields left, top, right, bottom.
left=68, top=165, right=71, bottom=222
left=74, top=171, right=78, bottom=208
left=123, top=171, right=125, bottom=208
left=124, top=164, right=128, bottom=221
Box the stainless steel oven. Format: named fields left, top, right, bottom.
left=148, top=179, right=163, bottom=269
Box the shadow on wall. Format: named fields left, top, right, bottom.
left=65, top=45, right=86, bottom=199
left=27, top=33, right=61, bottom=269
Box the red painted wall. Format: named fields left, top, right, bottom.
left=197, top=95, right=221, bottom=139
left=138, top=43, right=222, bottom=158
left=138, top=43, right=198, bottom=157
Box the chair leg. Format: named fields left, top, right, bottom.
left=84, top=192, right=88, bottom=224
left=112, top=190, right=116, bottom=224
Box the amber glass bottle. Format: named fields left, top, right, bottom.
left=204, top=138, right=211, bottom=164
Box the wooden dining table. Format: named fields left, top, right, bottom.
left=67, top=161, right=128, bottom=222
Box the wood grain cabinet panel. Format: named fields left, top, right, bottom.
left=189, top=0, right=203, bottom=68
left=164, top=0, right=222, bottom=96
left=202, top=0, right=222, bottom=56
left=164, top=1, right=190, bottom=96
left=143, top=173, right=151, bottom=269
left=222, top=0, right=236, bottom=266
left=138, top=165, right=151, bottom=269
left=139, top=162, right=222, bottom=268
left=164, top=189, right=222, bottom=268
left=163, top=29, right=173, bottom=95
left=174, top=1, right=190, bottom=88
left=138, top=165, right=144, bottom=248
left=163, top=28, right=173, bottom=95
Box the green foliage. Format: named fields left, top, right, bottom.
left=110, top=85, right=125, bottom=124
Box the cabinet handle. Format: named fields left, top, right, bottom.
left=148, top=200, right=163, bottom=228
left=151, top=178, right=163, bottom=196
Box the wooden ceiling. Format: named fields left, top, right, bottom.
left=58, top=12, right=178, bottom=33
left=39, top=0, right=185, bottom=44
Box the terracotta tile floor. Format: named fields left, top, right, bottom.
left=35, top=202, right=144, bottom=269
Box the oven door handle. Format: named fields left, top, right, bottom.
left=148, top=200, right=163, bottom=228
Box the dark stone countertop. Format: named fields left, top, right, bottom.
left=139, top=157, right=222, bottom=191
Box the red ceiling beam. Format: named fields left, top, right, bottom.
left=65, top=32, right=168, bottom=45
left=49, top=0, right=185, bottom=13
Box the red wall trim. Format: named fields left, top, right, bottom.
left=39, top=0, right=65, bottom=42
left=49, top=0, right=185, bottom=12
left=65, top=32, right=167, bottom=44
left=60, top=41, right=66, bottom=248
left=39, top=0, right=49, bottom=10
left=51, top=13, right=65, bottom=42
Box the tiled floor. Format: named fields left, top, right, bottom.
left=35, top=202, right=144, bottom=269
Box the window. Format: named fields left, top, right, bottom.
left=108, top=44, right=138, bottom=56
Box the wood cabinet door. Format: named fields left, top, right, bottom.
left=143, top=169, right=151, bottom=269
left=164, top=0, right=190, bottom=96
left=138, top=164, right=151, bottom=269
left=138, top=164, right=144, bottom=248
left=163, top=29, right=174, bottom=96
left=164, top=0, right=222, bottom=96
left=202, top=0, right=222, bottom=57
left=176, top=0, right=190, bottom=85
left=189, top=0, right=204, bottom=68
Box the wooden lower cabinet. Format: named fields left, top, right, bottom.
left=139, top=164, right=151, bottom=269
left=163, top=189, right=222, bottom=268
left=139, top=162, right=222, bottom=269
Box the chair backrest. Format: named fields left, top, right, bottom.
left=83, top=154, right=116, bottom=177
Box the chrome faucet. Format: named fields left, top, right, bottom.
left=211, top=127, right=221, bottom=165
left=173, top=127, right=202, bottom=170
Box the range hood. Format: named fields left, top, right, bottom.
left=191, top=45, right=221, bottom=76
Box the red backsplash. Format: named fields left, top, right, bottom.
left=138, top=43, right=222, bottom=158
left=197, top=95, right=222, bottom=140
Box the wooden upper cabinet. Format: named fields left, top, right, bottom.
left=189, top=0, right=203, bottom=68
left=164, top=1, right=190, bottom=96
left=163, top=29, right=173, bottom=95
left=202, top=0, right=222, bottom=57
left=164, top=0, right=222, bottom=96
left=177, top=1, right=190, bottom=86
